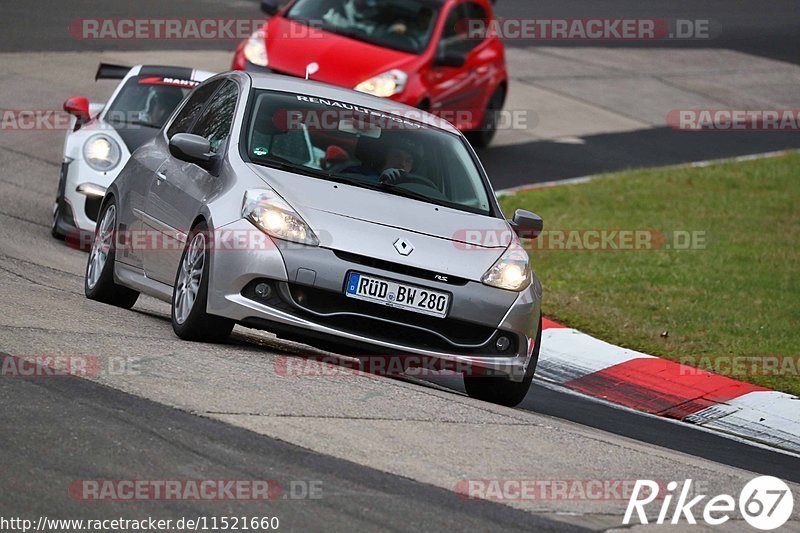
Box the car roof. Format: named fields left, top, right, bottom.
left=244, top=72, right=461, bottom=135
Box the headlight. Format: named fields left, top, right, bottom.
left=355, top=69, right=407, bottom=97
left=83, top=134, right=121, bottom=172
left=482, top=241, right=531, bottom=291
left=242, top=189, right=319, bottom=246
left=243, top=27, right=268, bottom=67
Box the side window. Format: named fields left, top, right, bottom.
left=166, top=79, right=223, bottom=139
left=191, top=81, right=239, bottom=154
left=440, top=3, right=485, bottom=56
left=462, top=2, right=488, bottom=50
left=440, top=5, right=465, bottom=49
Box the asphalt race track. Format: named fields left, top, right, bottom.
left=0, top=1, right=799, bottom=531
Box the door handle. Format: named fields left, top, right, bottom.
left=156, top=171, right=167, bottom=182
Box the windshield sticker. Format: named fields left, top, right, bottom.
left=295, top=95, right=422, bottom=130
left=252, top=146, right=269, bottom=156
left=138, top=77, right=200, bottom=88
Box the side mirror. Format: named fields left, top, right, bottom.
left=509, top=209, right=543, bottom=239
left=433, top=50, right=467, bottom=68
left=260, top=0, right=282, bottom=15
left=64, top=96, right=91, bottom=130
left=169, top=133, right=214, bottom=168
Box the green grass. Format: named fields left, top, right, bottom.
left=500, top=152, right=800, bottom=395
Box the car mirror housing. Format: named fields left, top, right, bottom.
left=509, top=209, right=543, bottom=239
left=169, top=133, right=215, bottom=168
left=260, top=0, right=282, bottom=15
left=433, top=50, right=467, bottom=69
left=63, top=96, right=91, bottom=130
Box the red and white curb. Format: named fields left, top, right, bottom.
left=538, top=318, right=800, bottom=454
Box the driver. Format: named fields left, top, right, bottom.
left=386, top=6, right=435, bottom=39
left=378, top=146, right=415, bottom=184
left=343, top=136, right=421, bottom=183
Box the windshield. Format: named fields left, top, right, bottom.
left=244, top=90, right=493, bottom=215
left=104, top=75, right=197, bottom=129
left=285, top=0, right=440, bottom=54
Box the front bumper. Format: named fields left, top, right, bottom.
left=207, top=219, right=542, bottom=381
left=60, top=158, right=122, bottom=235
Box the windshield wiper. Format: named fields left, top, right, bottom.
left=331, top=176, right=437, bottom=204
left=375, top=181, right=437, bottom=203
left=250, top=159, right=444, bottom=206
left=252, top=155, right=334, bottom=181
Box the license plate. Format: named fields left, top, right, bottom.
left=345, top=272, right=450, bottom=318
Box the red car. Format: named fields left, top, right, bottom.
left=233, top=0, right=507, bottom=147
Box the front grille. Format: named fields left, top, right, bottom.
left=240, top=278, right=519, bottom=356
left=333, top=250, right=469, bottom=286
left=284, top=284, right=517, bottom=355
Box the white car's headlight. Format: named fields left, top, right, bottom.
left=355, top=69, right=407, bottom=98
left=244, top=27, right=268, bottom=67
left=83, top=134, right=121, bottom=172
left=482, top=241, right=532, bottom=291
left=242, top=189, right=319, bottom=246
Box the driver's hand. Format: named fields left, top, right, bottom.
left=379, top=168, right=406, bottom=185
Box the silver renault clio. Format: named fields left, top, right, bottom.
left=85, top=71, right=544, bottom=406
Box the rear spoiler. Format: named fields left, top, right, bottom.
left=95, top=63, right=131, bottom=81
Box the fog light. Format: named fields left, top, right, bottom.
left=495, top=336, right=511, bottom=352
left=254, top=282, right=271, bottom=299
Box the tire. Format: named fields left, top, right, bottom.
left=171, top=221, right=234, bottom=343
left=465, top=87, right=505, bottom=149
left=84, top=200, right=139, bottom=309
left=464, top=315, right=542, bottom=407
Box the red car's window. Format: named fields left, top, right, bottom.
left=440, top=2, right=487, bottom=56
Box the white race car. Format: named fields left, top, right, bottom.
left=52, top=64, right=214, bottom=244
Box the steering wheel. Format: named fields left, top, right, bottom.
left=379, top=29, right=420, bottom=52
left=398, top=173, right=439, bottom=190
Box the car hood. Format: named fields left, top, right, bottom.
left=266, top=17, right=419, bottom=86
left=247, top=164, right=511, bottom=280
left=109, top=122, right=160, bottom=153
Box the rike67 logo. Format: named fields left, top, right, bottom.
left=624, top=477, right=794, bottom=529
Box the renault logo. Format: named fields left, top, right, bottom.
left=393, top=238, right=414, bottom=256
